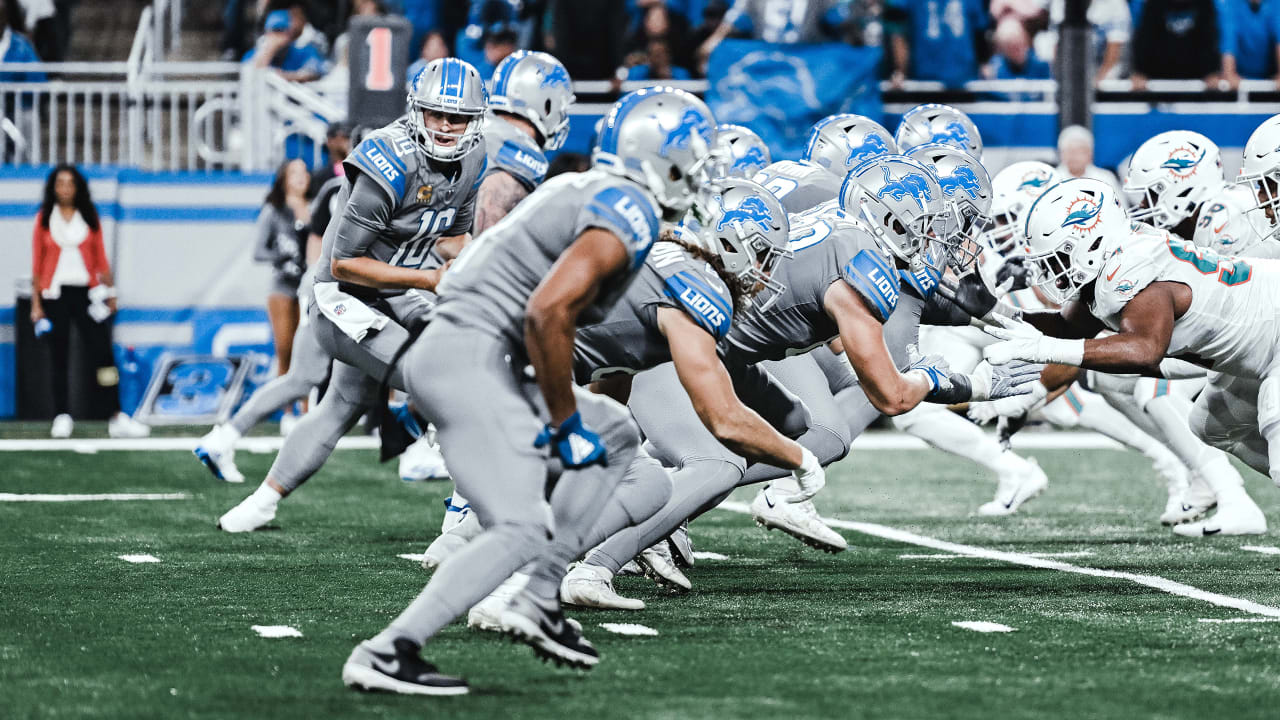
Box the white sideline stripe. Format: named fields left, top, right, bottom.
left=1240, top=545, right=1280, bottom=556
left=952, top=621, right=1015, bottom=633
left=118, top=554, right=161, bottom=563
left=599, top=623, right=659, bottom=636
left=718, top=502, right=1280, bottom=618
left=252, top=625, right=303, bottom=638
left=899, top=551, right=1095, bottom=560
left=0, top=431, right=1113, bottom=453
left=691, top=551, right=730, bottom=561
left=0, top=492, right=190, bottom=502
left=1198, top=617, right=1280, bottom=624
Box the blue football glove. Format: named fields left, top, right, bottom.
left=534, top=411, right=608, bottom=469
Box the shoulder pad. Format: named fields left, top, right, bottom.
left=491, top=137, right=548, bottom=190
left=346, top=133, right=414, bottom=202
left=583, top=182, right=662, bottom=271
left=662, top=268, right=734, bottom=340
left=842, top=248, right=900, bottom=322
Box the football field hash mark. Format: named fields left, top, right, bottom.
left=0, top=493, right=190, bottom=502
left=1240, top=545, right=1280, bottom=556
left=691, top=551, right=730, bottom=560
left=599, top=623, right=659, bottom=636
left=952, top=621, right=1015, bottom=633
left=117, top=554, right=161, bottom=563
left=717, top=502, right=1280, bottom=618
left=397, top=553, right=427, bottom=562
left=1197, top=617, right=1280, bottom=624
left=252, top=625, right=303, bottom=638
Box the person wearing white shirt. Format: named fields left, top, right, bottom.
left=1056, top=124, right=1123, bottom=195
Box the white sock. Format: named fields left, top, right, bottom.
left=250, top=482, right=282, bottom=508
left=221, top=424, right=242, bottom=443
left=769, top=474, right=802, bottom=497
left=894, top=405, right=1006, bottom=472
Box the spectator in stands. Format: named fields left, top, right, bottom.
left=243, top=9, right=327, bottom=83
left=30, top=164, right=148, bottom=439
left=624, top=0, right=695, bottom=73
left=220, top=0, right=255, bottom=60
left=1033, top=0, right=1131, bottom=86
left=690, top=0, right=729, bottom=51
left=986, top=16, right=1051, bottom=79
left=549, top=0, right=629, bottom=80
left=1218, top=0, right=1280, bottom=87
left=254, top=160, right=312, bottom=401
left=310, top=122, right=351, bottom=193
left=621, top=36, right=692, bottom=79
left=886, top=0, right=990, bottom=89
left=272, top=0, right=329, bottom=59
left=0, top=2, right=43, bottom=82
left=698, top=0, right=854, bottom=70
left=1130, top=0, right=1225, bottom=90
left=456, top=0, right=524, bottom=77
left=1056, top=125, right=1122, bottom=192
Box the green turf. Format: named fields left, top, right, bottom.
left=4, top=441, right=1280, bottom=719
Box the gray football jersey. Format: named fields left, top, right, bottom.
left=484, top=113, right=549, bottom=191
left=573, top=241, right=735, bottom=383
left=725, top=212, right=902, bottom=365
left=434, top=169, right=663, bottom=348
left=752, top=160, right=843, bottom=214
left=315, top=114, right=487, bottom=291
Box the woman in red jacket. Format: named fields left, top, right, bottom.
left=30, top=164, right=147, bottom=439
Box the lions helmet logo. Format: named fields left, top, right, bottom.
left=539, top=63, right=571, bottom=90
left=845, top=132, right=889, bottom=167
left=938, top=166, right=982, bottom=200
left=734, top=145, right=768, bottom=172
left=931, top=121, right=971, bottom=149
left=1160, top=145, right=1207, bottom=179
left=716, top=195, right=775, bottom=234
left=1061, top=194, right=1105, bottom=233
left=875, top=165, right=933, bottom=210
left=660, top=107, right=713, bottom=158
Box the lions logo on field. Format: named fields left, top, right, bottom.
left=660, top=107, right=713, bottom=158
left=712, top=51, right=821, bottom=127
left=1017, top=170, right=1051, bottom=193
left=1061, top=194, right=1105, bottom=233
left=716, top=195, right=775, bottom=234
left=875, top=165, right=933, bottom=210
left=938, top=166, right=981, bottom=199
left=1161, top=145, right=1207, bottom=179
left=845, top=132, right=889, bottom=167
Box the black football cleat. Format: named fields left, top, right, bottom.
left=499, top=591, right=600, bottom=670
left=342, top=639, right=468, bottom=696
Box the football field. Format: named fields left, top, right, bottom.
left=4, top=430, right=1280, bottom=719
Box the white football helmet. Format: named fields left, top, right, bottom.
left=1124, top=131, right=1223, bottom=228
left=593, top=87, right=717, bottom=220
left=1021, top=178, right=1129, bottom=305
left=711, top=124, right=771, bottom=179
left=407, top=57, right=488, bottom=161
left=803, top=114, right=898, bottom=178
left=694, top=178, right=793, bottom=308
left=983, top=161, right=1059, bottom=256
left=1237, top=114, right=1280, bottom=222
left=894, top=104, right=983, bottom=158
left=488, top=50, right=576, bottom=151
left=840, top=155, right=946, bottom=271
left=905, top=142, right=992, bottom=274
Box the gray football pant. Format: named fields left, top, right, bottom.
left=1189, top=373, right=1270, bottom=475
left=228, top=318, right=332, bottom=435
left=585, top=360, right=811, bottom=574
left=267, top=296, right=430, bottom=491
left=385, top=318, right=640, bottom=646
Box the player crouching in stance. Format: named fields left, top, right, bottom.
left=342, top=87, right=719, bottom=695
left=984, top=178, right=1267, bottom=536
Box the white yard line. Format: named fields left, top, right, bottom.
left=0, top=431, right=1111, bottom=453
left=1197, top=617, right=1280, bottom=624
left=599, top=623, right=659, bottom=636
left=251, top=625, right=303, bottom=638
left=899, top=551, right=1095, bottom=560
left=397, top=553, right=427, bottom=562
left=691, top=551, right=730, bottom=561
left=118, top=554, right=161, bottom=563
left=718, top=502, right=1280, bottom=619
left=952, top=621, right=1015, bottom=633
left=1240, top=545, right=1280, bottom=556
left=0, top=492, right=190, bottom=502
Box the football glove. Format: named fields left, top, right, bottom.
left=535, top=411, right=607, bottom=469
left=983, top=318, right=1084, bottom=366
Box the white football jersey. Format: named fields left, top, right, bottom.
left=1192, top=184, right=1274, bottom=256
left=1091, top=223, right=1280, bottom=378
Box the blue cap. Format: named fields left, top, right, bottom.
left=264, top=10, right=290, bottom=32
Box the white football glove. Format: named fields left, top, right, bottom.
left=967, top=359, right=1044, bottom=401
left=789, top=446, right=826, bottom=503
left=968, top=381, right=1049, bottom=424
left=983, top=318, right=1085, bottom=366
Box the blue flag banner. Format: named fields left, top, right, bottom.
left=706, top=40, right=882, bottom=161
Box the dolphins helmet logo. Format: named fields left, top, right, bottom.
left=1061, top=194, right=1105, bottom=233
left=1017, top=171, right=1051, bottom=194
left=734, top=145, right=768, bottom=172
left=660, top=107, right=712, bottom=158
left=931, top=121, right=971, bottom=148
left=939, top=166, right=982, bottom=200
left=1160, top=145, right=1206, bottom=179
left=875, top=165, right=933, bottom=210
left=539, top=63, right=571, bottom=90
left=845, top=132, right=889, bottom=167
left=716, top=195, right=775, bottom=234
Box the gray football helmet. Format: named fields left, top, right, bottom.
left=488, top=50, right=576, bottom=151
left=407, top=57, right=488, bottom=161
left=804, top=113, right=898, bottom=178
left=905, top=143, right=993, bottom=274
left=593, top=87, right=718, bottom=221
left=841, top=155, right=946, bottom=271
left=696, top=177, right=793, bottom=307
left=894, top=104, right=983, bottom=158
left=711, top=124, right=771, bottom=179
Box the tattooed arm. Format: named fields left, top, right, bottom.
left=474, top=171, right=531, bottom=235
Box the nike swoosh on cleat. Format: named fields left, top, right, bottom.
left=1181, top=504, right=1194, bottom=512
left=368, top=652, right=401, bottom=676
left=1203, top=527, right=1222, bottom=536
left=764, top=493, right=776, bottom=509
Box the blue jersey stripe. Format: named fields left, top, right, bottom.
left=676, top=271, right=733, bottom=321
left=842, top=249, right=899, bottom=322
left=371, top=138, right=406, bottom=174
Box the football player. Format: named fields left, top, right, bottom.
left=894, top=103, right=983, bottom=158
left=710, top=124, right=771, bottom=179
left=753, top=113, right=898, bottom=214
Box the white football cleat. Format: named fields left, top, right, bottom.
left=108, top=412, right=150, bottom=438
left=750, top=486, right=847, bottom=553
left=637, top=541, right=691, bottom=592
left=217, top=488, right=279, bottom=533
left=978, top=457, right=1048, bottom=516
left=1160, top=470, right=1216, bottom=526
left=399, top=437, right=450, bottom=482
left=50, top=413, right=73, bottom=439
left=193, top=425, right=244, bottom=484
left=421, top=497, right=481, bottom=570
left=617, top=560, right=643, bottom=576
left=467, top=572, right=528, bottom=633
left=668, top=520, right=694, bottom=569
left=561, top=563, right=645, bottom=610
left=1172, top=484, right=1266, bottom=537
